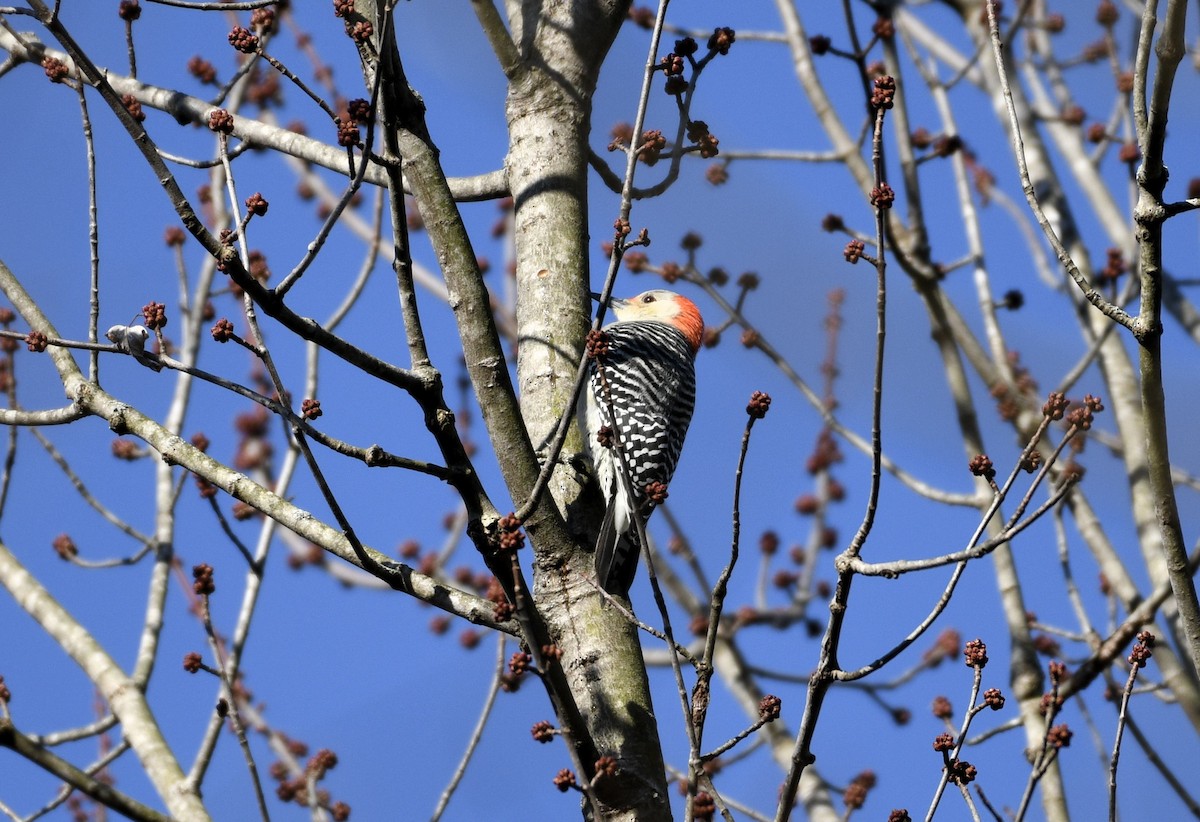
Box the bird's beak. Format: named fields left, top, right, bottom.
left=592, top=291, right=628, bottom=309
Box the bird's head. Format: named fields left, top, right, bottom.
left=604, top=289, right=704, bottom=355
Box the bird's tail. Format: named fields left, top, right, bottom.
left=595, top=501, right=642, bottom=596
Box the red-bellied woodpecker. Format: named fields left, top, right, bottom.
left=582, top=289, right=703, bottom=595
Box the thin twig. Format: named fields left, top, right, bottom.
left=30, top=427, right=153, bottom=546
left=925, top=665, right=984, bottom=820
left=430, top=634, right=506, bottom=821
left=584, top=575, right=696, bottom=660
left=1113, top=699, right=1200, bottom=817
left=691, top=405, right=766, bottom=791
left=983, top=1, right=1136, bottom=335
left=272, top=40, right=386, bottom=297
left=1108, top=653, right=1142, bottom=821
left=776, top=90, right=892, bottom=822
left=145, top=0, right=276, bottom=8
left=198, top=593, right=270, bottom=821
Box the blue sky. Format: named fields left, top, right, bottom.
left=1, top=2, right=1199, bottom=819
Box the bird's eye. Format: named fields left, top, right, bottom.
left=642, top=294, right=656, bottom=304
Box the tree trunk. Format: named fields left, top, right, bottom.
left=504, top=1, right=672, bottom=817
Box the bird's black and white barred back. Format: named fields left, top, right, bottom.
left=582, top=290, right=702, bottom=595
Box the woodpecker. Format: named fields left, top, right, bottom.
left=582, top=289, right=703, bottom=595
